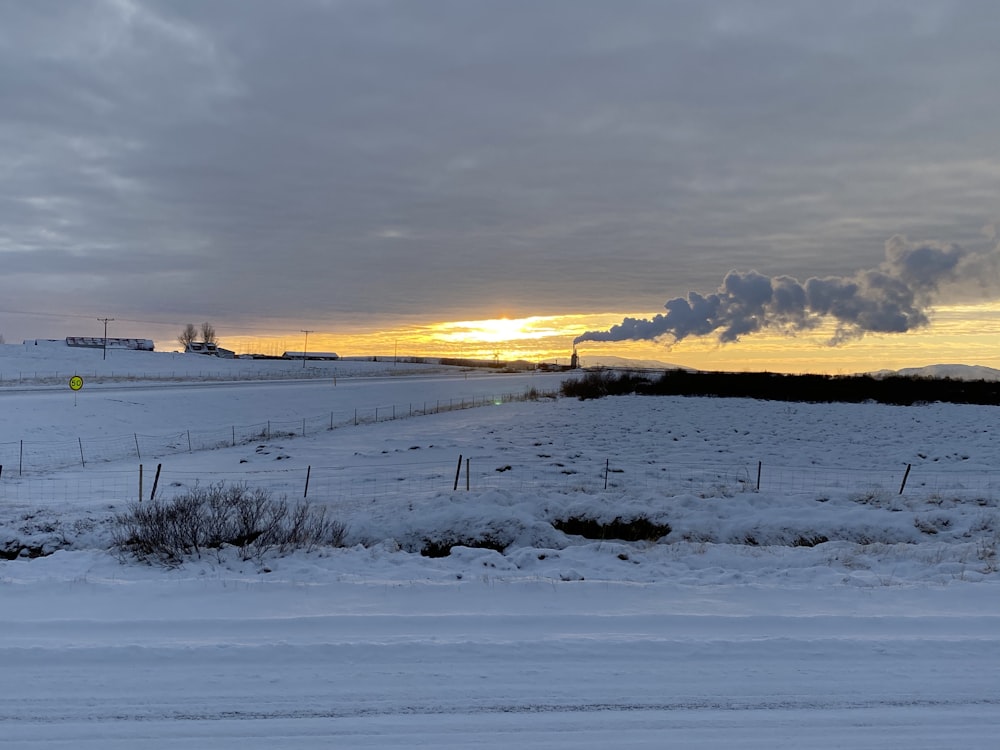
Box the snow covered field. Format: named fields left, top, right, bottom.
left=1, top=344, right=999, bottom=748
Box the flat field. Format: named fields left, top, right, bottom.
left=1, top=345, right=998, bottom=748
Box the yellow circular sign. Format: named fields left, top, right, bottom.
left=69, top=375, right=84, bottom=391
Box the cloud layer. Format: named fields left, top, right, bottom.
left=1, top=1, right=1000, bottom=343
left=576, top=237, right=1000, bottom=346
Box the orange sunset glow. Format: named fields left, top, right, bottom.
left=192, top=301, right=1000, bottom=375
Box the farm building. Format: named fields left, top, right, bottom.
left=185, top=342, right=236, bottom=358
left=66, top=337, right=154, bottom=351
left=282, top=351, right=339, bottom=361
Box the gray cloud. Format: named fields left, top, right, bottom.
left=2, top=1, right=1000, bottom=341
left=576, top=236, right=997, bottom=346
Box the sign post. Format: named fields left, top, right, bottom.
left=69, top=375, right=83, bottom=406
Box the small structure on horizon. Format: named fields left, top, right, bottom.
left=282, top=351, right=339, bottom=361
left=66, top=337, right=154, bottom=351
left=537, top=350, right=580, bottom=372
left=185, top=341, right=235, bottom=358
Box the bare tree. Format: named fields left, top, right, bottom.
left=178, top=323, right=198, bottom=349
left=200, top=322, right=218, bottom=345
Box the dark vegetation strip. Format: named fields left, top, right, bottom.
left=560, top=369, right=1000, bottom=406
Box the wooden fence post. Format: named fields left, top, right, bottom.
left=304, top=465, right=311, bottom=498
left=139, top=464, right=144, bottom=503
left=150, top=464, right=162, bottom=502
left=757, top=461, right=762, bottom=492
left=466, top=458, right=470, bottom=491
left=79, top=437, right=85, bottom=468
left=134, top=433, right=141, bottom=460
left=454, top=454, right=463, bottom=491
left=899, top=463, right=912, bottom=495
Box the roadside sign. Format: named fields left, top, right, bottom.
left=69, top=375, right=84, bottom=391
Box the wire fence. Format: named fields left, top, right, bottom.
left=0, top=390, right=551, bottom=476
left=462, top=456, right=1000, bottom=499
left=5, top=454, right=1000, bottom=513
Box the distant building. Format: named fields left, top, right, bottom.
left=538, top=349, right=580, bottom=372
left=185, top=342, right=235, bottom=358
left=282, top=351, right=339, bottom=361
left=66, top=337, right=154, bottom=351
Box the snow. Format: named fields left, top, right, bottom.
left=894, top=363, right=1000, bottom=381
left=1, top=344, right=999, bottom=748
left=871, top=363, right=1000, bottom=381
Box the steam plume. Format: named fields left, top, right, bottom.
left=575, top=236, right=997, bottom=347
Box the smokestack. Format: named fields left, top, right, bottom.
left=576, top=236, right=997, bottom=347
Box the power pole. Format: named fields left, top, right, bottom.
left=300, top=330, right=313, bottom=368
left=97, top=317, right=114, bottom=360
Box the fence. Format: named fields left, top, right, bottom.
left=5, top=453, right=1000, bottom=512
left=449, top=455, right=1000, bottom=498
left=0, top=390, right=551, bottom=476
left=0, top=367, right=344, bottom=386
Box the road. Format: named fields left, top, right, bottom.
left=0, top=370, right=567, bottom=443
left=2, top=576, right=998, bottom=749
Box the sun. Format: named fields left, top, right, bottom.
left=429, top=316, right=559, bottom=344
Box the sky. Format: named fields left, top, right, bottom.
left=2, top=0, right=1000, bottom=372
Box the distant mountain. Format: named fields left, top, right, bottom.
left=577, top=354, right=695, bottom=371
left=873, top=364, right=1000, bottom=381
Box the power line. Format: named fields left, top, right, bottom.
left=0, top=307, right=318, bottom=334
left=300, top=330, right=314, bottom=368
left=97, top=317, right=115, bottom=360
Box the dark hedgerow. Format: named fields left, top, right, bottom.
left=561, top=369, right=1000, bottom=406
left=112, top=482, right=346, bottom=565
left=560, top=371, right=657, bottom=400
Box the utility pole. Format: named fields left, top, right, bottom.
left=300, top=330, right=313, bottom=368
left=97, top=317, right=114, bottom=360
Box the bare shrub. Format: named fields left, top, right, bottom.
left=113, top=483, right=346, bottom=565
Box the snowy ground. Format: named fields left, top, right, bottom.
left=1, top=344, right=999, bottom=748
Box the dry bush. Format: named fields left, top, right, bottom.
left=113, top=482, right=345, bottom=565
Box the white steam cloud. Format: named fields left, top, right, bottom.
left=575, top=236, right=1000, bottom=347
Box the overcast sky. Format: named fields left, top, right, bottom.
left=2, top=0, right=999, bottom=345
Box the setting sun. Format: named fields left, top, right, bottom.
left=428, top=317, right=562, bottom=344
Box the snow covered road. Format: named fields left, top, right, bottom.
left=4, top=569, right=999, bottom=749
